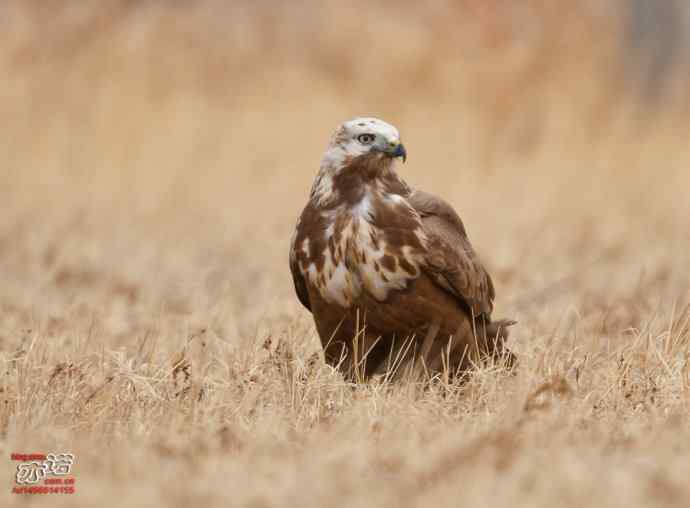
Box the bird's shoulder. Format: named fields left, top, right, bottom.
left=406, top=188, right=495, bottom=318
left=407, top=190, right=467, bottom=235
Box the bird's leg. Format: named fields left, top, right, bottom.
left=370, top=334, right=416, bottom=382
left=445, top=319, right=480, bottom=377
left=411, top=319, right=441, bottom=380
left=383, top=320, right=441, bottom=383
left=350, top=308, right=392, bottom=380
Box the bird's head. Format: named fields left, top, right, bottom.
left=311, top=117, right=408, bottom=206
left=321, top=117, right=407, bottom=172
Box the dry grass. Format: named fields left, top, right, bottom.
left=1, top=2, right=690, bottom=507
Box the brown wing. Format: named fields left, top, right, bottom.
left=408, top=190, right=495, bottom=319
left=289, top=228, right=311, bottom=311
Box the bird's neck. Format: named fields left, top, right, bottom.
left=311, top=153, right=407, bottom=208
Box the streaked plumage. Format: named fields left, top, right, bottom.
left=290, top=118, right=514, bottom=381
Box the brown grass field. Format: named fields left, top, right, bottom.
left=1, top=2, right=690, bottom=507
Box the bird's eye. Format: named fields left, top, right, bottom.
left=357, top=134, right=375, bottom=145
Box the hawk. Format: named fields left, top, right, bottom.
left=289, top=118, right=515, bottom=381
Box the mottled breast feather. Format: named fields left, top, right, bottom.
left=290, top=153, right=427, bottom=308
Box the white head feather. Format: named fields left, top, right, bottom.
left=311, top=118, right=403, bottom=204
left=320, top=117, right=401, bottom=172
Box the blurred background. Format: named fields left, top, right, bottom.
left=4, top=5, right=690, bottom=506
left=1, top=0, right=689, bottom=344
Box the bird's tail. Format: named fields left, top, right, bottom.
left=485, top=318, right=517, bottom=340
left=477, top=317, right=517, bottom=368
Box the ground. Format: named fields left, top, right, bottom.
left=1, top=3, right=689, bottom=507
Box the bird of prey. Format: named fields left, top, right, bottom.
left=289, top=117, right=514, bottom=381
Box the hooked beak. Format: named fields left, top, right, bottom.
left=386, top=141, right=407, bottom=163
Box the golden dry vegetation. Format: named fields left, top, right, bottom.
left=1, top=2, right=690, bottom=507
